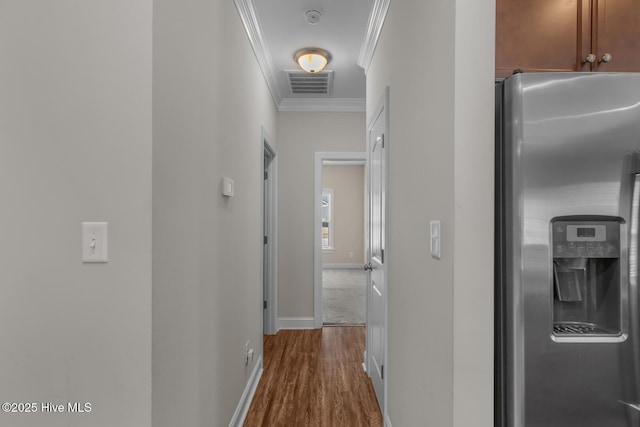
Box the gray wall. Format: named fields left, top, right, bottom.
left=0, top=1, right=152, bottom=426
left=277, top=112, right=365, bottom=318
left=365, top=0, right=495, bottom=425
left=322, top=165, right=365, bottom=265
left=152, top=0, right=277, bottom=425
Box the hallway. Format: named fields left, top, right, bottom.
left=244, top=327, right=382, bottom=426
left=2, top=1, right=495, bottom=425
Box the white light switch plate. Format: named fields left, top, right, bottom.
left=82, top=222, right=108, bottom=263
left=222, top=177, right=234, bottom=197
left=430, top=220, right=441, bottom=259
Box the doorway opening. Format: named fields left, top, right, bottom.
left=313, top=152, right=366, bottom=329
left=321, top=161, right=366, bottom=325
left=263, top=129, right=277, bottom=335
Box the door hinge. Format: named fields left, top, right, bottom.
left=264, top=171, right=268, bottom=180
left=381, top=364, right=384, bottom=379
left=264, top=236, right=268, bottom=245
left=264, top=300, right=267, bottom=309
left=381, top=249, right=384, bottom=264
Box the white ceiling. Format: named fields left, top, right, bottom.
left=244, top=0, right=376, bottom=111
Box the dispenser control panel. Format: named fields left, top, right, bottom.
left=567, top=225, right=605, bottom=242
left=553, top=221, right=619, bottom=258
left=551, top=216, right=625, bottom=341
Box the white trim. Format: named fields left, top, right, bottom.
left=233, top=0, right=282, bottom=107
left=358, top=0, right=392, bottom=73
left=323, top=263, right=363, bottom=269
left=278, top=98, right=366, bottom=112
left=228, top=355, right=263, bottom=427
left=314, top=152, right=367, bottom=329
left=263, top=129, right=278, bottom=335
left=277, top=317, right=315, bottom=330
left=384, top=414, right=393, bottom=427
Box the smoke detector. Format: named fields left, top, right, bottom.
left=304, top=10, right=322, bottom=25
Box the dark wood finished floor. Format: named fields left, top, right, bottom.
left=244, top=326, right=382, bottom=427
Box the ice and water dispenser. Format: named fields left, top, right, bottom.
left=551, top=217, right=626, bottom=340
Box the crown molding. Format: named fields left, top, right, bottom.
left=278, top=98, right=366, bottom=112
left=357, top=0, right=391, bottom=73
left=233, top=0, right=283, bottom=106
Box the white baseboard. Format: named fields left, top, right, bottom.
left=323, top=263, right=363, bottom=269
left=277, top=317, right=315, bottom=330
left=229, top=355, right=263, bottom=427
left=385, top=414, right=392, bottom=427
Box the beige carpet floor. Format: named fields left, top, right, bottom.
left=322, top=268, right=366, bottom=325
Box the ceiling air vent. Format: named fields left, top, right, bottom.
left=287, top=70, right=333, bottom=95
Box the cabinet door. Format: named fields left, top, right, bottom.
left=595, top=0, right=640, bottom=71
left=496, top=0, right=588, bottom=78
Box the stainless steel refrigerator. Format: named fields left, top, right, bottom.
left=496, top=72, right=640, bottom=427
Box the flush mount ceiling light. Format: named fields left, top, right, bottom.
left=294, top=48, right=332, bottom=74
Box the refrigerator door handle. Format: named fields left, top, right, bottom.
left=629, top=172, right=640, bottom=402
left=630, top=173, right=640, bottom=285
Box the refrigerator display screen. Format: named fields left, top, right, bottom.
left=567, top=224, right=606, bottom=242
left=577, top=227, right=596, bottom=238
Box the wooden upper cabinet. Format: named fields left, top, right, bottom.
left=496, top=0, right=589, bottom=78
left=496, top=0, right=640, bottom=76
left=594, top=0, right=640, bottom=71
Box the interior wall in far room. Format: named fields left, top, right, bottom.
left=322, top=164, right=365, bottom=265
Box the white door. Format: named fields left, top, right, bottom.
left=366, top=90, right=387, bottom=411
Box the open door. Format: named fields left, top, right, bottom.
left=263, top=131, right=277, bottom=335
left=366, top=88, right=388, bottom=412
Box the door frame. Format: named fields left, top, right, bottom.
left=313, top=151, right=367, bottom=329
left=263, top=128, right=278, bottom=335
